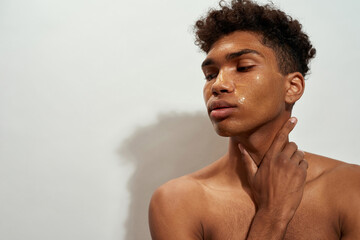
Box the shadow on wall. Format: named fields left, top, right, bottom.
left=120, top=111, right=228, bottom=240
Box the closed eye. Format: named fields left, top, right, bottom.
left=237, top=66, right=254, bottom=72
left=205, top=73, right=218, bottom=81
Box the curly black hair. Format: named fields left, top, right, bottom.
left=194, top=0, right=316, bottom=77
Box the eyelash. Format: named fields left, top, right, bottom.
left=237, top=66, right=253, bottom=72
left=204, top=66, right=254, bottom=81
left=205, top=73, right=218, bottom=81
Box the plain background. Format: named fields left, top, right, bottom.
left=1, top=0, right=360, bottom=239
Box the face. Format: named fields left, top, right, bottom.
left=202, top=31, right=287, bottom=136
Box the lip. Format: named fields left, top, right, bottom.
left=208, top=100, right=237, bottom=120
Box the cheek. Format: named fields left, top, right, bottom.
left=234, top=74, right=261, bottom=106
left=238, top=96, right=246, bottom=104
left=254, top=75, right=284, bottom=112
left=235, top=74, right=283, bottom=108
left=203, top=83, right=211, bottom=102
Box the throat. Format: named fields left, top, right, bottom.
left=230, top=113, right=291, bottom=163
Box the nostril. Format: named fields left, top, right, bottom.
left=212, top=91, right=219, bottom=96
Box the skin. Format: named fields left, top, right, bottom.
left=148, top=31, right=360, bottom=240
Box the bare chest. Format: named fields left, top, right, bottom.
left=201, top=187, right=340, bottom=240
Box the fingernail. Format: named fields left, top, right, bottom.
left=290, top=117, right=297, bottom=124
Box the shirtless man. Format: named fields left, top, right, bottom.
left=148, top=0, right=360, bottom=239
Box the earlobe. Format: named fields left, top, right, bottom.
left=284, top=72, right=305, bottom=104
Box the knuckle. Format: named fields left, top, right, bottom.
left=299, top=158, right=307, bottom=165
left=297, top=150, right=305, bottom=159
left=277, top=153, right=288, bottom=164
left=289, top=142, right=298, bottom=150
left=293, top=151, right=302, bottom=160
left=303, top=160, right=309, bottom=169
left=298, top=160, right=308, bottom=171
left=279, top=152, right=288, bottom=159
left=277, top=132, right=287, bottom=142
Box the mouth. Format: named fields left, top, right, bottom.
left=208, top=100, right=237, bottom=120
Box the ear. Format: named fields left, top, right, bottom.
left=284, top=72, right=305, bottom=104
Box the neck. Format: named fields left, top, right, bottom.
left=224, top=113, right=291, bottom=185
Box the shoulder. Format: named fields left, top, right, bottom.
left=329, top=162, right=360, bottom=183
left=150, top=175, right=205, bottom=210
left=149, top=176, right=205, bottom=239
left=149, top=157, right=224, bottom=215
left=305, top=152, right=359, bottom=184
left=305, top=152, right=360, bottom=204
left=307, top=153, right=360, bottom=236
left=326, top=161, right=360, bottom=202
left=328, top=163, right=360, bottom=238
left=318, top=156, right=360, bottom=191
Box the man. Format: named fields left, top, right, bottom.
left=148, top=0, right=360, bottom=239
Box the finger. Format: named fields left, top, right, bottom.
left=299, top=159, right=308, bottom=170
left=264, top=117, right=297, bottom=162
left=238, top=144, right=258, bottom=183
left=282, top=142, right=298, bottom=158
left=290, top=150, right=305, bottom=164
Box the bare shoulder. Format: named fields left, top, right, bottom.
left=306, top=152, right=360, bottom=238
left=305, top=152, right=360, bottom=205
left=320, top=154, right=360, bottom=198
left=329, top=160, right=360, bottom=185
left=149, top=175, right=205, bottom=239
left=150, top=175, right=205, bottom=209
left=149, top=158, right=223, bottom=219
left=305, top=152, right=360, bottom=184
left=321, top=156, right=360, bottom=199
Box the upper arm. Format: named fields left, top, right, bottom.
left=337, top=164, right=360, bottom=239
left=148, top=179, right=204, bottom=240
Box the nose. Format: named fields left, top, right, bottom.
left=211, top=70, right=235, bottom=96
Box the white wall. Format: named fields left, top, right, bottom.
left=1, top=0, right=359, bottom=239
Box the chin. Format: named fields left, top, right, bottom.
left=212, top=121, right=245, bottom=137
left=211, top=117, right=261, bottom=137
left=214, top=128, right=232, bottom=137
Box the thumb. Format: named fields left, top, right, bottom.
left=238, top=144, right=258, bottom=183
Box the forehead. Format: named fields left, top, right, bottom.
left=205, top=31, right=278, bottom=65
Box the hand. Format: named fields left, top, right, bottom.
left=239, top=117, right=308, bottom=222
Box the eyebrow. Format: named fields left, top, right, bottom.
left=201, top=48, right=263, bottom=68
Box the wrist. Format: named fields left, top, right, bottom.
left=247, top=208, right=292, bottom=240
left=255, top=207, right=293, bottom=228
